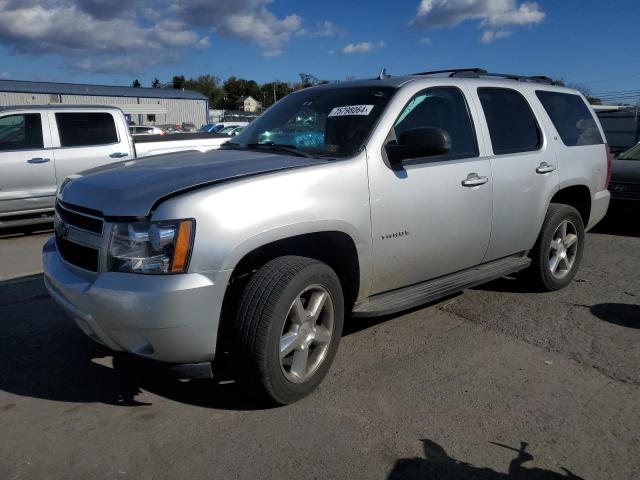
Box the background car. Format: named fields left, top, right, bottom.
left=129, top=125, right=165, bottom=136
left=156, top=124, right=183, bottom=134
left=181, top=122, right=197, bottom=132
left=217, top=126, right=245, bottom=136
left=609, top=142, right=640, bottom=202
left=200, top=123, right=224, bottom=133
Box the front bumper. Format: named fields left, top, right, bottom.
left=42, top=237, right=231, bottom=364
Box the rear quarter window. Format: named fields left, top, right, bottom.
left=55, top=112, right=118, bottom=147
left=536, top=91, right=603, bottom=146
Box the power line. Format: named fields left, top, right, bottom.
left=583, top=72, right=640, bottom=85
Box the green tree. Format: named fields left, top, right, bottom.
left=151, top=78, right=161, bottom=88
left=172, top=75, right=186, bottom=90
left=184, top=74, right=224, bottom=108
left=131, top=79, right=141, bottom=88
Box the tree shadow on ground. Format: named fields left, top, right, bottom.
left=590, top=303, right=640, bottom=329
left=388, top=439, right=585, bottom=480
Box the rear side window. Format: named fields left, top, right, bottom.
left=393, top=86, right=478, bottom=159
left=0, top=114, right=44, bottom=151
left=56, top=112, right=118, bottom=147
left=536, top=91, right=603, bottom=146
left=478, top=87, right=542, bottom=155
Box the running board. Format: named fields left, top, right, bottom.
left=352, top=254, right=531, bottom=317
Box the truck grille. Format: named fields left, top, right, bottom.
left=54, top=201, right=104, bottom=272
left=609, top=181, right=640, bottom=200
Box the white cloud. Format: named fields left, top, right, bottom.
left=0, top=0, right=306, bottom=72
left=312, top=21, right=346, bottom=37
left=481, top=29, right=511, bottom=43
left=419, top=37, right=432, bottom=45
left=342, top=40, right=385, bottom=54
left=0, top=72, right=10, bottom=79
left=411, top=0, right=544, bottom=43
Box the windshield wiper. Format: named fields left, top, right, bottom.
left=246, top=143, right=313, bottom=158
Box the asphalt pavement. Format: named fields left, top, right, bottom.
left=0, top=207, right=638, bottom=480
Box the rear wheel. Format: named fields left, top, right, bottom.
left=233, top=256, right=344, bottom=405
left=528, top=203, right=585, bottom=291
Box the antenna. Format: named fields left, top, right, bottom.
left=377, top=68, right=389, bottom=80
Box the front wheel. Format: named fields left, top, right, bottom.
left=528, top=203, right=585, bottom=291
left=233, top=256, right=344, bottom=405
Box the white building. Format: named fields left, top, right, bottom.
left=0, top=79, right=208, bottom=127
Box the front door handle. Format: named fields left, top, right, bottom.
left=462, top=173, right=489, bottom=187
left=109, top=152, right=129, bottom=158
left=27, top=157, right=50, bottom=164
left=536, top=162, right=556, bottom=174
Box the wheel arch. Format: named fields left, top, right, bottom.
left=549, top=184, right=592, bottom=227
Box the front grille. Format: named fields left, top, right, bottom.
left=56, top=201, right=103, bottom=233
left=56, top=236, right=99, bottom=272
left=609, top=181, right=640, bottom=200
left=54, top=201, right=104, bottom=272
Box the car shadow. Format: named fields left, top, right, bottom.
left=590, top=203, right=639, bottom=238
left=0, top=274, right=275, bottom=411
left=387, top=439, right=585, bottom=479
left=590, top=303, right=640, bottom=329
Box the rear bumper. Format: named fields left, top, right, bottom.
left=587, top=189, right=611, bottom=230
left=43, top=237, right=231, bottom=364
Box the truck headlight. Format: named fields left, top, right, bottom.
left=108, top=219, right=195, bottom=274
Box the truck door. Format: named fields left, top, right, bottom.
left=0, top=111, right=57, bottom=217
left=367, top=86, right=493, bottom=294
left=49, top=110, right=132, bottom=184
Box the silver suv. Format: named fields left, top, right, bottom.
left=43, top=69, right=611, bottom=404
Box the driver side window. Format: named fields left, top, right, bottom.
left=393, top=87, right=478, bottom=159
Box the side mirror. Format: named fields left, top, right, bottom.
left=385, top=127, right=451, bottom=164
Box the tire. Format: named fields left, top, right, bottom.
left=528, top=203, right=585, bottom=291
left=234, top=256, right=344, bottom=405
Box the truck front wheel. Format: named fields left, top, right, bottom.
left=233, top=256, right=344, bottom=405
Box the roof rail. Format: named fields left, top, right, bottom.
left=411, top=68, right=560, bottom=85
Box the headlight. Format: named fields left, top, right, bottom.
left=108, top=219, right=195, bottom=274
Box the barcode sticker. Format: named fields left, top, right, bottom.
left=328, top=105, right=374, bottom=117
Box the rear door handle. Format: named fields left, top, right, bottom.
left=536, top=162, right=556, bottom=174
left=462, top=173, right=489, bottom=187
left=27, top=157, right=50, bottom=164
left=109, top=152, right=129, bottom=158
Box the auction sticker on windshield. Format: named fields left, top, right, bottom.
left=328, top=105, right=374, bottom=117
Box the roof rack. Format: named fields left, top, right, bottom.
left=411, top=68, right=560, bottom=85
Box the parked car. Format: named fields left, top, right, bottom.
left=129, top=125, right=165, bottom=136
left=43, top=69, right=610, bottom=405
left=156, top=124, right=182, bottom=134
left=0, top=105, right=235, bottom=228
left=217, top=126, right=245, bottom=136
left=181, top=122, right=197, bottom=133
left=200, top=123, right=224, bottom=134
left=609, top=142, right=640, bottom=202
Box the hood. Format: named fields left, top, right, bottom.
left=59, top=149, right=325, bottom=217
left=611, top=158, right=640, bottom=183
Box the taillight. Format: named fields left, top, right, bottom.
left=604, top=143, right=613, bottom=190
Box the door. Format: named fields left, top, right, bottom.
left=368, top=86, right=493, bottom=294
left=0, top=112, right=56, bottom=216
left=49, top=110, right=131, bottom=182
left=472, top=87, right=559, bottom=261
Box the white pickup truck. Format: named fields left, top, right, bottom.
left=0, top=105, right=230, bottom=228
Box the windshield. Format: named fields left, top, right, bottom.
left=228, top=86, right=395, bottom=158
left=619, top=142, right=640, bottom=160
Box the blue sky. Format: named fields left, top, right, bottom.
left=0, top=0, right=638, bottom=97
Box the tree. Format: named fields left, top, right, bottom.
left=554, top=78, right=602, bottom=105
left=131, top=79, right=141, bottom=88
left=172, top=75, right=186, bottom=90
left=222, top=77, right=261, bottom=109
left=151, top=78, right=161, bottom=88
left=184, top=74, right=224, bottom=108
